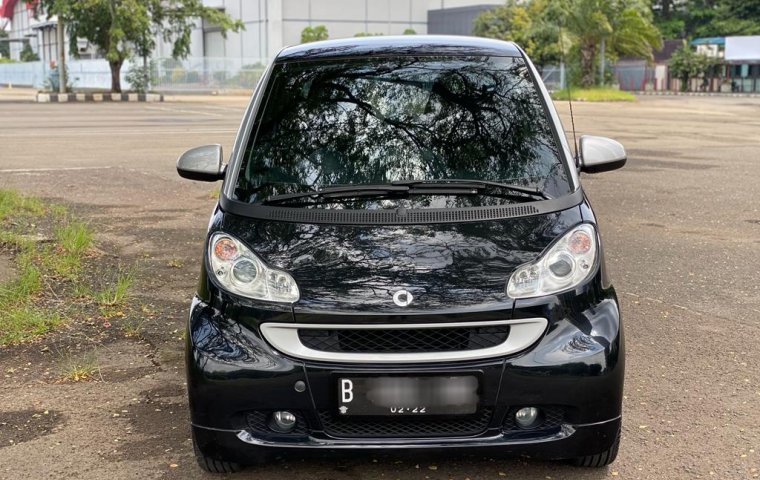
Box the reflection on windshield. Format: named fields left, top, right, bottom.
left=235, top=55, right=569, bottom=205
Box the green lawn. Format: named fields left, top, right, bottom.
left=552, top=87, right=636, bottom=102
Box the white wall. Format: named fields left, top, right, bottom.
left=152, top=0, right=503, bottom=64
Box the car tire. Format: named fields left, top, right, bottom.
left=193, top=433, right=244, bottom=473
left=571, top=427, right=620, bottom=467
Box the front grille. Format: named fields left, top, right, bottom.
left=318, top=408, right=493, bottom=438
left=246, top=410, right=309, bottom=436
left=299, top=326, right=510, bottom=353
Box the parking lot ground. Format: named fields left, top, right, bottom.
left=0, top=93, right=759, bottom=479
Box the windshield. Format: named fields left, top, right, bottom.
left=233, top=55, right=570, bottom=206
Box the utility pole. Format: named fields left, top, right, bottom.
left=599, top=38, right=606, bottom=86
left=56, top=18, right=66, bottom=93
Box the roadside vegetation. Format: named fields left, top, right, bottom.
left=552, top=87, right=636, bottom=102
left=0, top=189, right=136, bottom=352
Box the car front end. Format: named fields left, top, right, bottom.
left=178, top=36, right=626, bottom=472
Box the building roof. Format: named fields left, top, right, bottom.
left=653, top=39, right=685, bottom=63
left=690, top=37, right=726, bottom=46
left=0, top=0, right=18, bottom=19
left=276, top=35, right=522, bottom=62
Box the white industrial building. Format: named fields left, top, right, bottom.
left=155, top=0, right=502, bottom=61
left=2, top=0, right=502, bottom=64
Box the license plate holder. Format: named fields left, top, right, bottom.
left=336, top=375, right=479, bottom=416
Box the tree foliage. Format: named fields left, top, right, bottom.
left=20, top=43, right=40, bottom=62
left=0, top=30, right=10, bottom=58
left=472, top=0, right=563, bottom=66
left=555, top=0, right=662, bottom=86
left=474, top=0, right=662, bottom=87
left=300, top=25, right=329, bottom=43
left=653, top=0, right=760, bottom=39
left=37, top=0, right=243, bottom=92
left=668, top=45, right=718, bottom=91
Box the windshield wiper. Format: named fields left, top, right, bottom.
left=391, top=179, right=551, bottom=200
left=262, top=185, right=410, bottom=205
left=262, top=179, right=549, bottom=205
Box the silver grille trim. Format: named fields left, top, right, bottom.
left=259, top=319, right=548, bottom=364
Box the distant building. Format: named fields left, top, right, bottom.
left=691, top=36, right=760, bottom=93
left=428, top=4, right=497, bottom=36
left=3, top=0, right=502, bottom=64
left=153, top=0, right=503, bottom=61
left=0, top=0, right=96, bottom=64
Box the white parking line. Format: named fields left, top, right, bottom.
left=144, top=105, right=226, bottom=117
left=0, top=166, right=114, bottom=173
left=0, top=129, right=236, bottom=138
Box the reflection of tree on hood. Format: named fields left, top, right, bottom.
left=237, top=56, right=567, bottom=203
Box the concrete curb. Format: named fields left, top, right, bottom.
left=635, top=90, right=760, bottom=98
left=36, top=92, right=164, bottom=103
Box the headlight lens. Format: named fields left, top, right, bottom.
left=507, top=224, right=597, bottom=299
left=208, top=233, right=300, bottom=303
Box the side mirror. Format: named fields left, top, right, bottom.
left=176, top=144, right=225, bottom=181
left=578, top=135, right=627, bottom=174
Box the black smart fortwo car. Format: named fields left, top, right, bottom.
left=177, top=36, right=627, bottom=473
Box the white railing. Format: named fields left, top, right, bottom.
left=0, top=56, right=267, bottom=92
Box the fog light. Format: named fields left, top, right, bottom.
left=515, top=407, right=540, bottom=429
left=269, top=411, right=297, bottom=433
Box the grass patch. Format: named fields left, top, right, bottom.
left=122, top=318, right=146, bottom=338
left=50, top=221, right=93, bottom=277
left=55, top=221, right=92, bottom=256
left=58, top=349, right=100, bottom=382
left=0, top=189, right=45, bottom=221
left=552, top=87, right=636, bottom=102
left=96, top=268, right=134, bottom=307
left=0, top=306, right=62, bottom=345
left=0, top=188, right=136, bottom=346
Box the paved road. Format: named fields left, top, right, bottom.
left=0, top=92, right=758, bottom=479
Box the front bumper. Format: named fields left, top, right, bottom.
left=186, top=293, right=623, bottom=463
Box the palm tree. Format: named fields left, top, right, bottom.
left=557, top=0, right=662, bottom=87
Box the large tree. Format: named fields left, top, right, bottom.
left=38, top=0, right=243, bottom=92
left=557, top=0, right=662, bottom=87
left=474, top=0, right=661, bottom=87
left=472, top=0, right=564, bottom=67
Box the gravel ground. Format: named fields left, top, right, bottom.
left=0, top=91, right=758, bottom=480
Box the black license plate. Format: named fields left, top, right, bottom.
left=337, top=375, right=479, bottom=416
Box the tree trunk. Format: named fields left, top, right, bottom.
left=579, top=42, right=597, bottom=88
left=109, top=60, right=123, bottom=93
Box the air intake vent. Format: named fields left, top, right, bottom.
left=262, top=204, right=539, bottom=225
left=299, top=325, right=510, bottom=353
left=221, top=190, right=583, bottom=225
left=319, top=408, right=493, bottom=438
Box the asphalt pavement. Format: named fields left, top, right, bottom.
left=0, top=90, right=758, bottom=479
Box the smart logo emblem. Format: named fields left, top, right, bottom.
left=392, top=289, right=413, bottom=307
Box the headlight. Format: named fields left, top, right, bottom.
left=507, top=224, right=597, bottom=299
left=208, top=233, right=300, bottom=303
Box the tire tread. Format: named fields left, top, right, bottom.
left=193, top=434, right=243, bottom=473
left=572, top=427, right=620, bottom=467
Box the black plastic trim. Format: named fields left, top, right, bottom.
left=218, top=189, right=583, bottom=225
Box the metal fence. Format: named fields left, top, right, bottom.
left=0, top=56, right=665, bottom=93
left=0, top=61, right=47, bottom=88
left=539, top=64, right=566, bottom=91
left=151, top=57, right=266, bottom=92
left=0, top=56, right=267, bottom=92
left=0, top=58, right=136, bottom=90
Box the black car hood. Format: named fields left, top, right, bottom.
left=219, top=207, right=583, bottom=313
